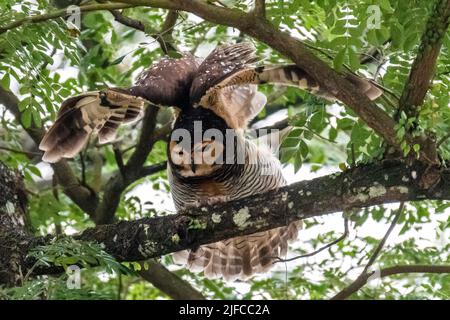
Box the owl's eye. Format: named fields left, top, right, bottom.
left=178, top=150, right=184, bottom=156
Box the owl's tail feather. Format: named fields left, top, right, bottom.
left=173, top=221, right=301, bottom=281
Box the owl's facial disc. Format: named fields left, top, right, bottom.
left=169, top=138, right=225, bottom=178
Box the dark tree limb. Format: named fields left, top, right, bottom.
left=138, top=261, right=205, bottom=300
left=0, top=160, right=446, bottom=280
left=2, top=0, right=433, bottom=160
left=0, top=3, right=138, bottom=35
left=109, top=9, right=178, bottom=54
left=253, top=0, right=266, bottom=18
left=0, top=161, right=29, bottom=287
left=110, top=9, right=146, bottom=31
left=399, top=0, right=450, bottom=119
left=330, top=265, right=450, bottom=300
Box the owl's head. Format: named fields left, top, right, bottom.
left=168, top=107, right=243, bottom=179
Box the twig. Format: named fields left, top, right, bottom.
left=0, top=145, right=42, bottom=157
left=109, top=9, right=178, bottom=54
left=0, top=3, right=138, bottom=35
left=253, top=0, right=266, bottom=18
left=363, top=202, right=404, bottom=274
left=332, top=264, right=450, bottom=300
left=110, top=9, right=145, bottom=31
left=331, top=202, right=405, bottom=300
left=113, top=145, right=126, bottom=177
left=274, top=218, right=349, bottom=263
left=136, top=162, right=167, bottom=180
left=437, top=132, right=450, bottom=148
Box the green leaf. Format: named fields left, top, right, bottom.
left=333, top=48, right=347, bottom=72
left=300, top=140, right=309, bottom=158
left=348, top=47, right=360, bottom=70
left=0, top=73, right=10, bottom=89
left=293, top=150, right=303, bottom=173
left=109, top=55, right=127, bottom=66
left=167, top=50, right=182, bottom=58
left=21, top=108, right=32, bottom=128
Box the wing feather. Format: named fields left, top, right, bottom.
left=39, top=90, right=146, bottom=163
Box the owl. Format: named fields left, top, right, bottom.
left=39, top=43, right=382, bottom=281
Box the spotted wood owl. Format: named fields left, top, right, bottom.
left=39, top=43, right=382, bottom=281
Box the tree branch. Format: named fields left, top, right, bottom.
left=332, top=202, right=404, bottom=300
left=398, top=0, right=450, bottom=118
left=93, top=107, right=160, bottom=225
left=109, top=9, right=178, bottom=54
left=2, top=0, right=405, bottom=155
left=138, top=261, right=205, bottom=300
left=3, top=160, right=448, bottom=279
left=274, top=217, right=349, bottom=263
left=110, top=9, right=145, bottom=31
left=330, top=264, right=450, bottom=300
left=0, top=3, right=139, bottom=35
left=363, top=202, right=404, bottom=274
left=253, top=0, right=266, bottom=18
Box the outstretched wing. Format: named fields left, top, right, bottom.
left=131, top=53, right=200, bottom=108
left=189, top=42, right=259, bottom=105
left=39, top=89, right=145, bottom=163
left=189, top=43, right=265, bottom=128
left=194, top=50, right=383, bottom=128
left=40, top=53, right=200, bottom=163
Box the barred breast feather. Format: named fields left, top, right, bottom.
left=170, top=137, right=301, bottom=281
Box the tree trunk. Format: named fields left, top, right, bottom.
left=0, top=161, right=30, bottom=287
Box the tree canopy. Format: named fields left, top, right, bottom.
left=0, top=0, right=449, bottom=300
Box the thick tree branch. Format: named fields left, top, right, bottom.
left=2, top=1, right=405, bottom=155
left=0, top=162, right=29, bottom=287
left=2, top=160, right=446, bottom=279
left=330, top=265, right=450, bottom=300
left=138, top=261, right=205, bottom=300
left=399, top=0, right=450, bottom=118
left=0, top=3, right=138, bottom=35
